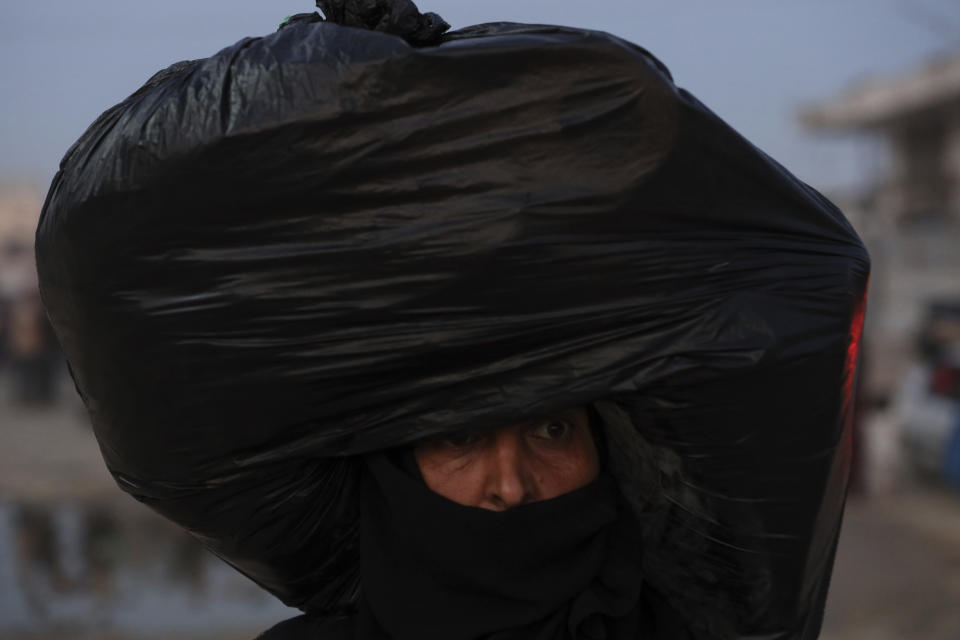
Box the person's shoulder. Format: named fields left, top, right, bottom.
left=256, top=613, right=355, bottom=640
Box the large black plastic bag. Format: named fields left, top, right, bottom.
left=36, top=6, right=869, bottom=638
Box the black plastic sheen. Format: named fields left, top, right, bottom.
left=36, top=11, right=869, bottom=639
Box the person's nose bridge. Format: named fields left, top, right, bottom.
left=487, top=428, right=535, bottom=508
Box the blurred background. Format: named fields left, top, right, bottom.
left=1, top=1, right=959, bottom=638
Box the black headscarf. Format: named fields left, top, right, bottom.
left=356, top=452, right=645, bottom=640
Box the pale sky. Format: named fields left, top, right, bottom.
left=1, top=0, right=957, bottom=192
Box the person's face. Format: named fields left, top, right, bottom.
left=413, top=406, right=600, bottom=511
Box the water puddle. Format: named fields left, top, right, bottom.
left=0, top=500, right=296, bottom=638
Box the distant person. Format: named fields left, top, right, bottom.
left=0, top=294, right=10, bottom=371
left=8, top=291, right=60, bottom=406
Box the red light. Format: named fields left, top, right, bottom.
left=929, top=365, right=959, bottom=397
left=843, top=279, right=868, bottom=415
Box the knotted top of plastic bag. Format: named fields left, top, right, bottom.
left=36, top=6, right=869, bottom=637
left=281, top=0, right=449, bottom=46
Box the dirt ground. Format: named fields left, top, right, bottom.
left=820, top=488, right=960, bottom=640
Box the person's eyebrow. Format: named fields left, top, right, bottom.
left=527, top=409, right=582, bottom=425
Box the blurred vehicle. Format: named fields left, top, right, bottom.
left=895, top=299, right=960, bottom=478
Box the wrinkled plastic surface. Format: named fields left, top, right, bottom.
left=36, top=18, right=869, bottom=639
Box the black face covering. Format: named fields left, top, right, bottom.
left=357, top=453, right=644, bottom=640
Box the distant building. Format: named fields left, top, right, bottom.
left=800, top=54, right=960, bottom=392
left=801, top=54, right=960, bottom=226
left=0, top=183, right=43, bottom=296
left=0, top=184, right=41, bottom=248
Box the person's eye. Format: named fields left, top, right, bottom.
left=440, top=432, right=483, bottom=449
left=531, top=420, right=572, bottom=441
